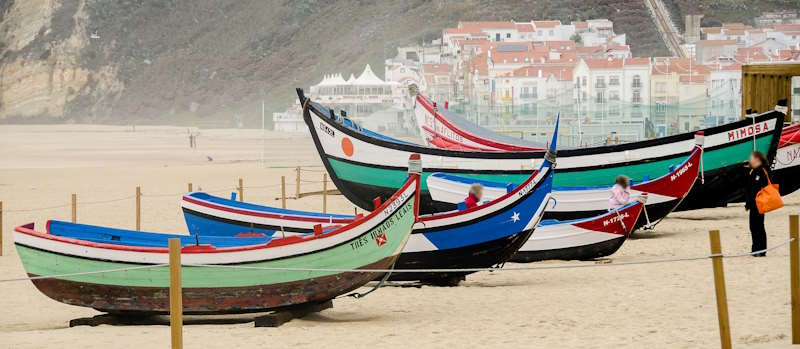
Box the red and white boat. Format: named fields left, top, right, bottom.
left=513, top=200, right=644, bottom=262
left=414, top=94, right=544, bottom=151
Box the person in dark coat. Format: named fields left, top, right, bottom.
left=744, top=151, right=770, bottom=257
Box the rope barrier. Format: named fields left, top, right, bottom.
left=0, top=238, right=792, bottom=284
left=4, top=195, right=136, bottom=213
left=0, top=264, right=169, bottom=283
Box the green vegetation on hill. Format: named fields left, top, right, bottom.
left=663, top=0, right=800, bottom=29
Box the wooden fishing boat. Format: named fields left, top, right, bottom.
left=427, top=136, right=702, bottom=228
left=181, top=133, right=556, bottom=284
left=421, top=94, right=800, bottom=199
left=13, top=163, right=421, bottom=315
left=296, top=88, right=783, bottom=214
left=773, top=123, right=800, bottom=196
left=414, top=94, right=543, bottom=151
left=513, top=201, right=644, bottom=262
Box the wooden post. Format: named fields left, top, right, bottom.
left=791, top=215, right=800, bottom=344
left=295, top=167, right=301, bottom=198
left=187, top=182, right=193, bottom=192
left=168, top=238, right=183, bottom=349
left=71, top=193, right=77, bottom=223
left=0, top=201, right=3, bottom=257
left=238, top=178, right=244, bottom=202
left=322, top=173, right=328, bottom=213
left=709, top=229, right=732, bottom=349
left=281, top=176, right=287, bottom=209
left=136, top=186, right=141, bottom=231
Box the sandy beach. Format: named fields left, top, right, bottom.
left=0, top=124, right=798, bottom=348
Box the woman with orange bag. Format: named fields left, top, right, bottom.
left=744, top=151, right=771, bottom=257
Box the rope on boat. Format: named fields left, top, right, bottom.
left=0, top=239, right=793, bottom=284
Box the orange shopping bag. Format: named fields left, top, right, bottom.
left=756, top=168, right=783, bottom=214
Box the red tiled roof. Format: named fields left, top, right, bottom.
left=467, top=53, right=489, bottom=76
left=735, top=47, right=770, bottom=62
left=577, top=46, right=604, bottom=54
left=607, top=45, right=630, bottom=51
left=585, top=58, right=624, bottom=70
left=680, top=75, right=707, bottom=83
left=534, top=20, right=561, bottom=29
left=721, top=63, right=743, bottom=71
left=516, top=23, right=534, bottom=32
left=699, top=39, right=737, bottom=46
left=572, top=21, right=588, bottom=29
left=512, top=65, right=573, bottom=80
left=544, top=40, right=575, bottom=51
left=775, top=24, right=800, bottom=32
left=722, top=23, right=746, bottom=29
left=702, top=27, right=722, bottom=34
left=623, top=57, right=650, bottom=66
left=423, top=64, right=452, bottom=75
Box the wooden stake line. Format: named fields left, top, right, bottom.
left=708, top=229, right=732, bottom=349
left=168, top=238, right=183, bottom=349
left=790, top=215, right=800, bottom=344
left=295, top=166, right=301, bottom=198
left=71, top=194, right=77, bottom=223
left=281, top=176, right=287, bottom=209
left=0, top=201, right=3, bottom=257
left=322, top=173, right=327, bottom=213
left=238, top=178, right=244, bottom=202
left=136, top=186, right=141, bottom=231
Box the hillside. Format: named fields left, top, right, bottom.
left=662, top=0, right=800, bottom=30
left=3, top=0, right=667, bottom=126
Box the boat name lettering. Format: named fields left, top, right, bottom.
left=319, top=122, right=335, bottom=138
left=727, top=122, right=769, bottom=142
left=603, top=212, right=629, bottom=226
left=425, top=115, right=463, bottom=143
left=350, top=200, right=412, bottom=251
left=669, top=161, right=693, bottom=182
left=783, top=146, right=800, bottom=165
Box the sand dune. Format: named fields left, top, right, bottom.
left=0, top=124, right=797, bottom=348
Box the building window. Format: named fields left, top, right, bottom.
left=506, top=33, right=511, bottom=38
left=595, top=77, right=605, bottom=88
left=632, top=91, right=641, bottom=104
left=656, top=82, right=666, bottom=93
left=609, top=90, right=620, bottom=101
left=632, top=75, right=641, bottom=88
left=582, top=77, right=587, bottom=86
left=609, top=76, right=619, bottom=86
left=595, top=91, right=605, bottom=104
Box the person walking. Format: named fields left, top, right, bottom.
left=744, top=151, right=770, bottom=257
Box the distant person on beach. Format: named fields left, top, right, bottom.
left=745, top=151, right=770, bottom=257
left=465, top=183, right=483, bottom=209
left=609, top=175, right=630, bottom=209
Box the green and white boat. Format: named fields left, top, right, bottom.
left=13, top=160, right=421, bottom=315
left=297, top=88, right=784, bottom=214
